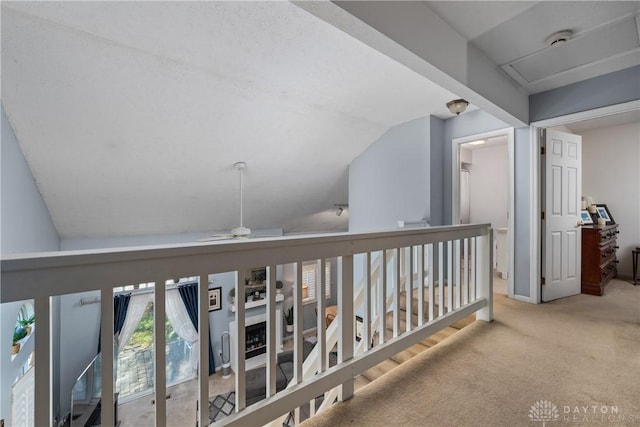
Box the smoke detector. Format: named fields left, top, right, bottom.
left=545, top=30, right=573, bottom=47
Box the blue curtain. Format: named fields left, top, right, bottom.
left=97, top=293, right=131, bottom=353
left=114, top=294, right=131, bottom=336
left=178, top=282, right=216, bottom=375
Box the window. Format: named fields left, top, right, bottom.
left=115, top=296, right=194, bottom=400
left=302, top=261, right=331, bottom=304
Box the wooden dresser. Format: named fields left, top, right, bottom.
left=581, top=224, right=619, bottom=296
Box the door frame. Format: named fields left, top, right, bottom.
left=529, top=100, right=640, bottom=303
left=452, top=127, right=515, bottom=298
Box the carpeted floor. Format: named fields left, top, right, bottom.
left=301, top=279, right=640, bottom=427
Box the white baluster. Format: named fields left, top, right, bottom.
left=154, top=280, right=166, bottom=426
left=34, top=296, right=51, bottom=427
left=100, top=289, right=114, bottom=427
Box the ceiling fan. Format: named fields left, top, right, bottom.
left=199, top=162, right=280, bottom=242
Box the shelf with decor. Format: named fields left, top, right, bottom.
left=230, top=292, right=284, bottom=312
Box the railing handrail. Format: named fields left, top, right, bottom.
left=1, top=223, right=493, bottom=427
left=1, top=224, right=490, bottom=303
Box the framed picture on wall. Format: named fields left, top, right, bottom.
left=595, top=204, right=615, bottom=225
left=580, top=210, right=594, bottom=224
left=208, top=287, right=222, bottom=311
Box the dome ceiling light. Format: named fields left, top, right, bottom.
left=446, top=99, right=469, bottom=115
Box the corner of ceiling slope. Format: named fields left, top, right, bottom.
left=296, top=0, right=529, bottom=128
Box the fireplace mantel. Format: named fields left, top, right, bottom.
left=229, top=292, right=284, bottom=312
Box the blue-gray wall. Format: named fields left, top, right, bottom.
left=349, top=117, right=431, bottom=232
left=349, top=112, right=532, bottom=298
left=1, top=106, right=60, bottom=254
left=429, top=116, right=445, bottom=226
left=1, top=106, right=61, bottom=425
left=530, top=65, right=640, bottom=122
left=513, top=128, right=532, bottom=298
left=441, top=110, right=512, bottom=224
left=57, top=291, right=100, bottom=419
left=430, top=109, right=532, bottom=298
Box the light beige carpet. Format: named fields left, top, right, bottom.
left=302, top=279, right=640, bottom=427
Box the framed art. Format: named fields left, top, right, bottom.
left=248, top=267, right=267, bottom=284
left=580, top=210, right=594, bottom=224
left=208, top=287, right=222, bottom=311
left=595, top=204, right=615, bottom=225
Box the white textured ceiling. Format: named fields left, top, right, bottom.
left=426, top=1, right=640, bottom=93
left=1, top=1, right=465, bottom=239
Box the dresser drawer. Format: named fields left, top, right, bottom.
left=599, top=242, right=617, bottom=264
left=581, top=224, right=619, bottom=296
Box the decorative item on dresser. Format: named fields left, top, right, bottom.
left=581, top=224, right=619, bottom=296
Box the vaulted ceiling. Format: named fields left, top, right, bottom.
left=2, top=1, right=638, bottom=241
left=1, top=1, right=464, bottom=239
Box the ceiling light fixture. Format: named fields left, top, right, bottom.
left=334, top=204, right=348, bottom=216
left=469, top=140, right=485, bottom=145
left=446, top=99, right=469, bottom=115
left=545, top=30, right=573, bottom=47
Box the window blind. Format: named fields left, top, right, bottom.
left=302, top=262, right=331, bottom=302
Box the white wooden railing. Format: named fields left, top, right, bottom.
left=1, top=224, right=493, bottom=427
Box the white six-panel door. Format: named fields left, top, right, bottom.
left=542, top=129, right=582, bottom=301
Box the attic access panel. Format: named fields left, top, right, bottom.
left=502, top=15, right=640, bottom=85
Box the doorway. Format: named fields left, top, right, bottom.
left=529, top=100, right=640, bottom=303
left=452, top=128, right=515, bottom=298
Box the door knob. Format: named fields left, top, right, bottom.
left=576, top=220, right=584, bottom=227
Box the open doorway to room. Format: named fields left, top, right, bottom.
left=452, top=128, right=515, bottom=298
left=529, top=101, right=640, bottom=303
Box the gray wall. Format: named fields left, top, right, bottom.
left=1, top=106, right=60, bottom=254
left=1, top=106, right=61, bottom=425
left=429, top=116, right=445, bottom=226
left=349, top=111, right=533, bottom=298
left=530, top=65, right=640, bottom=122
left=432, top=109, right=532, bottom=298
left=349, top=117, right=431, bottom=232
left=441, top=110, right=512, bottom=224
left=207, top=271, right=239, bottom=370
left=513, top=128, right=532, bottom=297
left=580, top=122, right=639, bottom=278
left=58, top=291, right=100, bottom=419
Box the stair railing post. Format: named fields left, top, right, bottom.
left=476, top=227, right=494, bottom=322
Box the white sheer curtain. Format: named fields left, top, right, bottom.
left=165, top=289, right=200, bottom=371
left=117, top=293, right=153, bottom=354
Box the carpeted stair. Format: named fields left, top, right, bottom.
left=357, top=288, right=474, bottom=387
